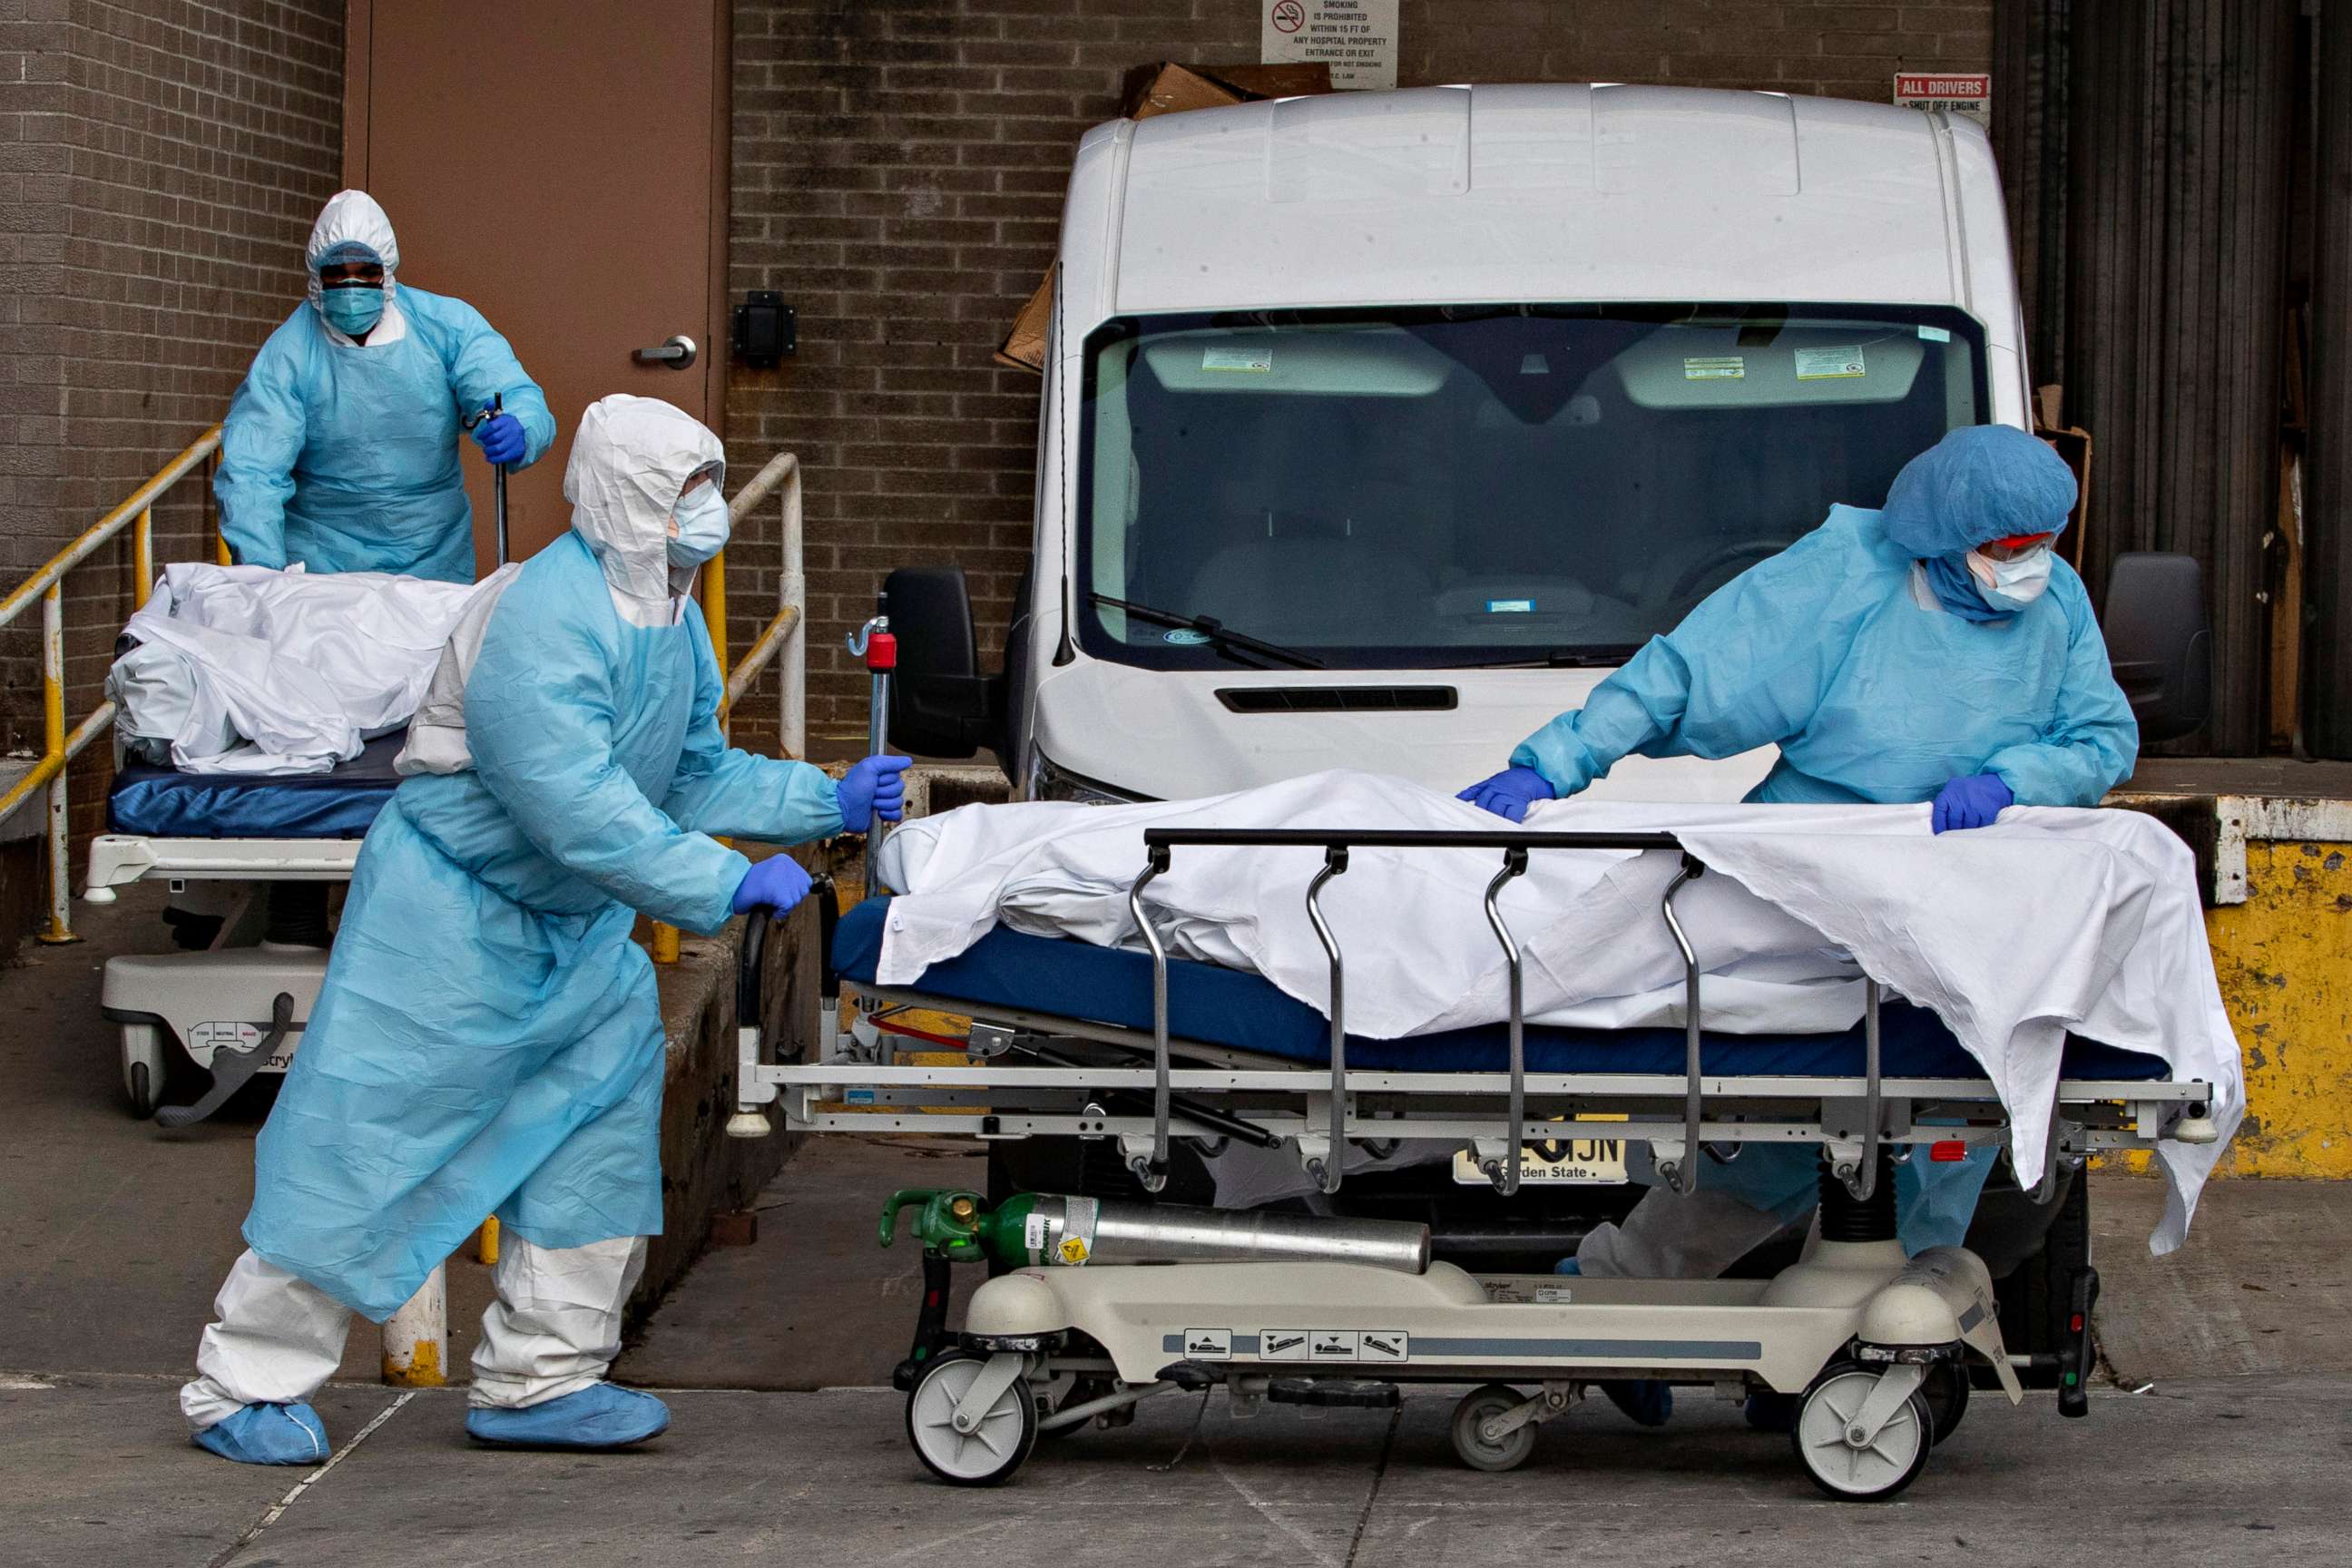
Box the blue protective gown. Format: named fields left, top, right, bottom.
left=1513, top=428, right=2137, bottom=1250
left=241, top=401, right=839, bottom=1319
left=216, top=287, right=555, bottom=583
left=1512, top=506, right=2136, bottom=811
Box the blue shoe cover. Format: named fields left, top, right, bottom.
left=1599, top=1379, right=1674, bottom=1427
left=192, top=1401, right=330, bottom=1465
left=466, top=1383, right=670, bottom=1449
left=1553, top=1257, right=1583, bottom=1276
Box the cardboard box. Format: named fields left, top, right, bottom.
left=2033, top=384, right=2093, bottom=572
left=995, top=62, right=1336, bottom=373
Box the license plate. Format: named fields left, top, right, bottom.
left=1451, top=1137, right=1628, bottom=1185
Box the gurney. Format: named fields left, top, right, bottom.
left=85, top=552, right=511, bottom=1124
left=86, top=733, right=404, bottom=1122
left=730, top=824, right=2227, bottom=1497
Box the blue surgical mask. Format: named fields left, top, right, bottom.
left=320, top=285, right=385, bottom=338
left=666, top=482, right=730, bottom=568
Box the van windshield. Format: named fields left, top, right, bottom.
left=1075, top=304, right=1988, bottom=670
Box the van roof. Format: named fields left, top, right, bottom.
left=1098, top=84, right=1994, bottom=317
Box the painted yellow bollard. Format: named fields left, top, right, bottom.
left=382, top=1264, right=447, bottom=1387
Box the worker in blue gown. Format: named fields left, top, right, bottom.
left=1459, top=424, right=2137, bottom=1426
left=214, top=189, right=556, bottom=583
left=180, top=394, right=913, bottom=1464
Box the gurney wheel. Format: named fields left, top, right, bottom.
left=1450, top=1384, right=1538, bottom=1473
left=1790, top=1363, right=1932, bottom=1502
left=121, top=1024, right=167, bottom=1118
left=906, top=1353, right=1036, bottom=1486
left=1923, top=1362, right=1969, bottom=1446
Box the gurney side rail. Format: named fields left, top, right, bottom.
left=1130, top=827, right=1730, bottom=1196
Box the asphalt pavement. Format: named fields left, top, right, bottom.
left=5, top=889, right=2348, bottom=1565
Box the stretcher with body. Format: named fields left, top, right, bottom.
left=731, top=825, right=2221, bottom=1498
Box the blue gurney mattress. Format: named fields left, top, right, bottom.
left=833, top=897, right=2170, bottom=1083
left=107, top=731, right=406, bottom=839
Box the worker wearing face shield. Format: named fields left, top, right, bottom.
left=213, top=190, right=556, bottom=583
left=1457, top=424, right=2136, bottom=1426
left=180, top=396, right=911, bottom=1465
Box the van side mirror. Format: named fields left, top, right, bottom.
left=2102, top=552, right=2210, bottom=745
left=882, top=565, right=999, bottom=760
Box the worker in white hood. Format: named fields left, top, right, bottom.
left=181, top=396, right=909, bottom=1463
left=213, top=190, right=556, bottom=582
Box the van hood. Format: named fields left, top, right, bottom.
left=1028, top=657, right=1773, bottom=803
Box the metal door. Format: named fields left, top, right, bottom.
left=343, top=0, right=730, bottom=571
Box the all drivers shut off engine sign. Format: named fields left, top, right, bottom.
left=1894, top=73, right=1992, bottom=129
left=1263, top=0, right=1398, bottom=91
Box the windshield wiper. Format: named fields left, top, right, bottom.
left=1088, top=593, right=1325, bottom=670
left=1456, top=646, right=1642, bottom=670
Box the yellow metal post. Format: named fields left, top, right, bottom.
left=652, top=922, right=681, bottom=964
left=701, top=549, right=731, bottom=731
left=477, top=1215, right=501, bottom=1266
left=133, top=508, right=153, bottom=610
left=381, top=1266, right=447, bottom=1387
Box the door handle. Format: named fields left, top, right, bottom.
left=632, top=334, right=698, bottom=370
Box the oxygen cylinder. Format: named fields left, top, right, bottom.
left=881, top=1190, right=1431, bottom=1276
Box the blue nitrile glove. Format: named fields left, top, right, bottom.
left=837, top=754, right=913, bottom=834
left=1456, top=765, right=1556, bottom=823
left=1931, top=772, right=2014, bottom=834
left=731, top=855, right=811, bottom=916
left=472, top=411, right=526, bottom=466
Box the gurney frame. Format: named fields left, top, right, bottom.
left=736, top=828, right=2221, bottom=1205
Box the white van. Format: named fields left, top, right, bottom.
left=877, top=83, right=2207, bottom=1373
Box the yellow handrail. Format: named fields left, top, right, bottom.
left=5, top=423, right=806, bottom=959
left=0, top=424, right=223, bottom=943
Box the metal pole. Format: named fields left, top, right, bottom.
left=1303, top=846, right=1349, bottom=1195
left=490, top=393, right=509, bottom=568
left=704, top=548, right=731, bottom=734
left=133, top=507, right=153, bottom=610
left=780, top=461, right=805, bottom=759
left=1126, top=848, right=1171, bottom=1191
left=849, top=612, right=896, bottom=857
left=38, top=585, right=74, bottom=944
left=1658, top=854, right=1706, bottom=1194
left=1479, top=847, right=1531, bottom=1196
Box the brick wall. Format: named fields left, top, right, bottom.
left=0, top=0, right=342, bottom=858
left=724, top=0, right=1994, bottom=755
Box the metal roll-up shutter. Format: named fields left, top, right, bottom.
left=2309, top=2, right=2352, bottom=758
left=2057, top=0, right=2297, bottom=756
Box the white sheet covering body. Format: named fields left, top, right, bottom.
left=111, top=563, right=514, bottom=775
left=870, top=770, right=2241, bottom=1254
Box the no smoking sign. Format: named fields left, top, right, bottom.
left=1261, top=0, right=1397, bottom=90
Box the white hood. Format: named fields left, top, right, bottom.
left=564, top=394, right=727, bottom=625
left=304, top=190, right=401, bottom=316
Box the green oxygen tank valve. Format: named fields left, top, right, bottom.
left=879, top=1189, right=1048, bottom=1266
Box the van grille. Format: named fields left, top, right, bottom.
left=1215, top=687, right=1459, bottom=713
